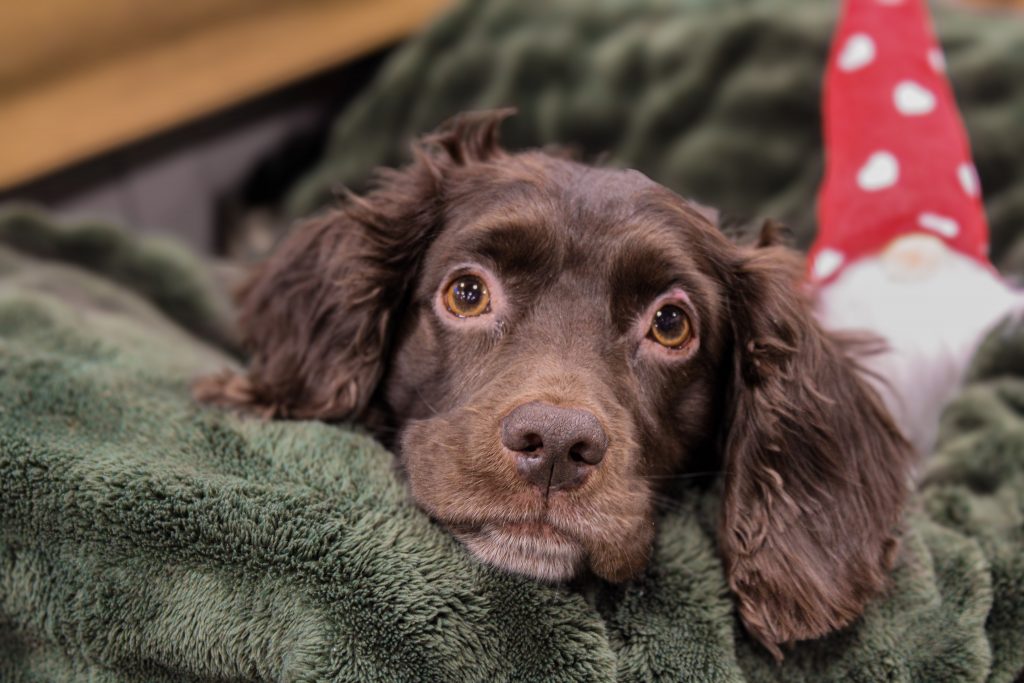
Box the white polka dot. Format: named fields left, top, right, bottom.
left=857, top=151, right=900, bottom=191
left=918, top=212, right=960, bottom=238
left=838, top=33, right=876, bottom=72
left=812, top=249, right=845, bottom=280
left=928, top=48, right=946, bottom=73
left=893, top=80, right=937, bottom=116
left=958, top=162, right=980, bottom=197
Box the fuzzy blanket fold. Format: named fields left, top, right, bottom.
left=0, top=212, right=1021, bottom=682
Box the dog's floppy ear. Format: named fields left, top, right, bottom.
left=718, top=223, right=914, bottom=660
left=195, top=109, right=513, bottom=419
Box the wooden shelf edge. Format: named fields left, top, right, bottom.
left=0, top=0, right=451, bottom=189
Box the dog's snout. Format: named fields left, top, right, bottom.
left=501, top=401, right=608, bottom=491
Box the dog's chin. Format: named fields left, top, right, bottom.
left=455, top=522, right=586, bottom=582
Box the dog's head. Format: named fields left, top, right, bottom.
left=198, top=110, right=913, bottom=658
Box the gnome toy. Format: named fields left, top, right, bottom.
left=812, top=0, right=1021, bottom=453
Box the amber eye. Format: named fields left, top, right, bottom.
left=444, top=275, right=491, bottom=317
left=649, top=304, right=692, bottom=348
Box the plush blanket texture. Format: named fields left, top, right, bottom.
left=0, top=205, right=1022, bottom=683
left=285, top=0, right=1024, bottom=272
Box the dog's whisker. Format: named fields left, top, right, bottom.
left=647, top=495, right=691, bottom=513
left=639, top=471, right=723, bottom=481
left=412, top=386, right=442, bottom=417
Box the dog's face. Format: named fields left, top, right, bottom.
left=385, top=152, right=734, bottom=586
left=198, top=111, right=913, bottom=659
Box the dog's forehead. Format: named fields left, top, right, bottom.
left=441, top=154, right=708, bottom=248
left=507, top=153, right=671, bottom=217
left=562, top=161, right=658, bottom=199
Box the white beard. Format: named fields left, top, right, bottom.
left=814, top=235, right=1023, bottom=456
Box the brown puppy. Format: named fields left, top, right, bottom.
left=197, top=110, right=914, bottom=659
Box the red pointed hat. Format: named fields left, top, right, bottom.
left=809, top=0, right=990, bottom=283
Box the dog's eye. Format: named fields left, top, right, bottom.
left=445, top=275, right=491, bottom=317
left=649, top=305, right=692, bottom=348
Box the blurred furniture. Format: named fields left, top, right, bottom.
left=0, top=0, right=451, bottom=190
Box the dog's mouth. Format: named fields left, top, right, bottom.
left=454, top=518, right=586, bottom=582
left=400, top=409, right=654, bottom=584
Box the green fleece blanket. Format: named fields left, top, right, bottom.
left=285, top=0, right=1024, bottom=270
left=0, top=205, right=1022, bottom=682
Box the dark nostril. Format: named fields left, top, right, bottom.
left=521, top=433, right=543, bottom=453
left=569, top=440, right=604, bottom=466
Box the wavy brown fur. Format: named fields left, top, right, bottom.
left=718, top=242, right=914, bottom=659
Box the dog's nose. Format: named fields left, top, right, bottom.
left=501, top=401, right=608, bottom=492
